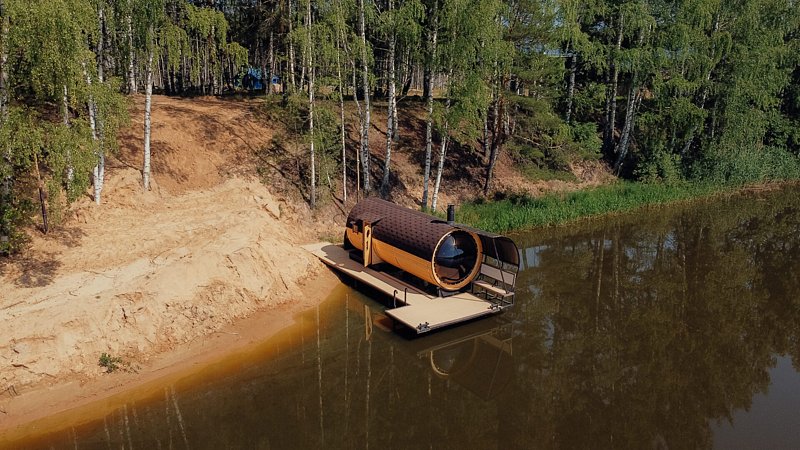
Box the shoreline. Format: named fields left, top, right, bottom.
left=459, top=179, right=800, bottom=234
left=0, top=268, right=339, bottom=442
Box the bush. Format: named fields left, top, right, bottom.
left=98, top=352, right=124, bottom=373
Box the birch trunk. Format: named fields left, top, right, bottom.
left=97, top=5, right=106, bottom=83
left=267, top=31, right=274, bottom=95
left=306, top=0, right=316, bottom=208
left=143, top=48, right=154, bottom=191
left=63, top=85, right=74, bottom=185
left=603, top=12, right=623, bottom=155
left=482, top=107, right=490, bottom=164
left=288, top=0, right=296, bottom=92
left=352, top=61, right=362, bottom=201
left=613, top=85, right=642, bottom=173
left=336, top=29, right=347, bottom=203
left=1, top=0, right=9, bottom=212
left=33, top=152, right=47, bottom=234
left=421, top=0, right=438, bottom=210
left=126, top=2, right=136, bottom=94
left=431, top=81, right=451, bottom=212
left=358, top=0, right=371, bottom=193
left=566, top=53, right=576, bottom=124
left=431, top=132, right=448, bottom=212
left=381, top=0, right=396, bottom=197
left=83, top=63, right=103, bottom=204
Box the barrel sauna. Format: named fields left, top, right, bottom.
left=344, top=198, right=483, bottom=291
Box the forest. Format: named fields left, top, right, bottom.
left=1, top=0, right=799, bottom=254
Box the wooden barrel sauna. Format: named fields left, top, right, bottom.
left=344, top=198, right=483, bottom=291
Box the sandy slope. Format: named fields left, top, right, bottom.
left=0, top=95, right=322, bottom=397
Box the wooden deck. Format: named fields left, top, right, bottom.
left=301, top=242, right=504, bottom=334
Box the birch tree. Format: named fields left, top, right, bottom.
left=357, top=0, right=372, bottom=194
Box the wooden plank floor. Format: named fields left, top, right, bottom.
left=301, top=242, right=501, bottom=333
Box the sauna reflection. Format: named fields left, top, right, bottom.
left=10, top=186, right=800, bottom=449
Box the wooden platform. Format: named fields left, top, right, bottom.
left=301, top=242, right=505, bottom=334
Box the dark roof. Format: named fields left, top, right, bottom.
left=347, top=198, right=452, bottom=260
left=346, top=198, right=520, bottom=269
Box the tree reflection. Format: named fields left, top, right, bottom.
left=510, top=186, right=800, bottom=448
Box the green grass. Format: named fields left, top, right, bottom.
left=458, top=182, right=724, bottom=233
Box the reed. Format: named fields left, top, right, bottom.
left=458, top=182, right=723, bottom=233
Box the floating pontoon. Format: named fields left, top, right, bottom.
left=302, top=198, right=520, bottom=334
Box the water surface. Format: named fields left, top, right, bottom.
left=10, top=186, right=800, bottom=449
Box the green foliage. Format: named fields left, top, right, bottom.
left=693, top=146, right=800, bottom=186
left=0, top=109, right=42, bottom=254
left=458, top=181, right=722, bottom=233
left=98, top=352, right=124, bottom=373
left=569, top=122, right=602, bottom=159
left=0, top=0, right=129, bottom=253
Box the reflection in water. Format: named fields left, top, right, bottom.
left=11, top=186, right=800, bottom=449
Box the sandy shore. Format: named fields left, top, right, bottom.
left=0, top=173, right=340, bottom=437
left=0, top=267, right=338, bottom=440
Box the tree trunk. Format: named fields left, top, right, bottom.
left=421, top=0, right=438, bottom=210
left=566, top=53, right=577, bottom=124
left=83, top=63, right=103, bottom=205
left=307, top=0, right=316, bottom=208
left=381, top=0, right=396, bottom=197
left=352, top=60, right=362, bottom=201
left=0, top=0, right=7, bottom=122
left=0, top=0, right=9, bottom=246
left=267, top=31, right=274, bottom=95
left=484, top=96, right=504, bottom=195
left=482, top=106, right=490, bottom=164
left=63, top=85, right=74, bottom=186
left=613, top=84, right=642, bottom=173
left=288, top=0, right=296, bottom=93
left=33, top=152, right=48, bottom=234
left=126, top=2, right=136, bottom=94
left=143, top=48, right=154, bottom=191
left=603, top=12, right=623, bottom=156
left=97, top=5, right=105, bottom=83
left=358, top=0, right=371, bottom=194
left=336, top=28, right=347, bottom=203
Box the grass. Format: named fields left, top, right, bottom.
left=98, top=352, right=124, bottom=373
left=457, top=182, right=725, bottom=233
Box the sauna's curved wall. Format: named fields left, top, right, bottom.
left=345, top=198, right=483, bottom=291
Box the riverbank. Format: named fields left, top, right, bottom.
left=0, top=270, right=340, bottom=440
left=458, top=180, right=800, bottom=233
left=0, top=95, right=349, bottom=436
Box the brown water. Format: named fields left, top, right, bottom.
left=8, top=186, right=800, bottom=449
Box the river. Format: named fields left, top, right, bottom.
left=9, top=186, right=800, bottom=449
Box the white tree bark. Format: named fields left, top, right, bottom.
left=126, top=1, right=136, bottom=94
left=431, top=135, right=448, bottom=212
left=381, top=0, right=396, bottom=197
left=336, top=26, right=347, bottom=203
left=63, top=85, right=74, bottom=185
left=288, top=0, right=296, bottom=92
left=431, top=95, right=450, bottom=212
left=351, top=61, right=362, bottom=201
left=421, top=1, right=438, bottom=209
left=83, top=62, right=103, bottom=205
left=97, top=5, right=106, bottom=83
left=306, top=0, right=316, bottom=208
left=143, top=48, right=154, bottom=191
left=358, top=0, right=371, bottom=193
